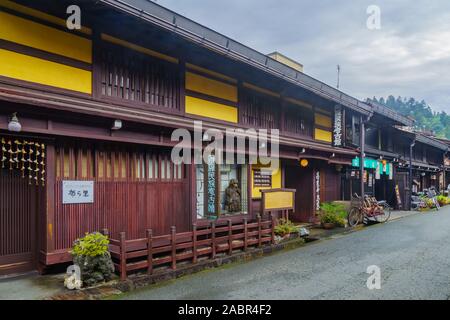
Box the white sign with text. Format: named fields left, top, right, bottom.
left=62, top=180, right=94, bottom=204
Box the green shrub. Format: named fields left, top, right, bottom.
left=72, top=232, right=109, bottom=257
left=319, top=202, right=347, bottom=227
left=274, top=218, right=298, bottom=237
left=71, top=232, right=114, bottom=287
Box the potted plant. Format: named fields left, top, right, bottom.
left=274, top=218, right=299, bottom=242
left=319, top=202, right=347, bottom=229
left=437, top=195, right=450, bottom=206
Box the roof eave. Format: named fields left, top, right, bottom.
left=97, top=0, right=371, bottom=115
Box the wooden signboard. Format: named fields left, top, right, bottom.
left=261, top=188, right=296, bottom=220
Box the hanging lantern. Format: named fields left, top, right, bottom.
left=300, top=159, right=309, bottom=168
left=7, top=113, right=22, bottom=132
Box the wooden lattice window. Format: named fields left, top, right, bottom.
left=240, top=89, right=280, bottom=129
left=56, top=145, right=185, bottom=182
left=99, top=43, right=181, bottom=111
left=284, top=102, right=313, bottom=137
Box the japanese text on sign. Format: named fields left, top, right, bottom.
left=62, top=181, right=94, bottom=204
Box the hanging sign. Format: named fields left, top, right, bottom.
left=333, top=105, right=343, bottom=147
left=395, top=184, right=402, bottom=209
left=368, top=173, right=373, bottom=187
left=62, top=181, right=94, bottom=204
left=315, top=170, right=321, bottom=214
left=206, top=154, right=216, bottom=215
left=352, top=157, right=378, bottom=169
left=375, top=162, right=381, bottom=180
left=389, top=163, right=393, bottom=180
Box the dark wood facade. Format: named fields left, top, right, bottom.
left=0, top=0, right=446, bottom=276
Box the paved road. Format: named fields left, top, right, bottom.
left=122, top=207, right=450, bottom=300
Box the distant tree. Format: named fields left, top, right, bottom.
left=368, top=96, right=450, bottom=139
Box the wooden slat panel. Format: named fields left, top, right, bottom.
left=53, top=144, right=189, bottom=251
left=99, top=42, right=180, bottom=111
left=0, top=169, right=39, bottom=273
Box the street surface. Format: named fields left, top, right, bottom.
left=121, top=207, right=450, bottom=300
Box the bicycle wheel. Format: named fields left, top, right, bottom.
left=348, top=207, right=361, bottom=227
left=375, top=204, right=391, bottom=223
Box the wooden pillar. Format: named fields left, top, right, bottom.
left=360, top=116, right=365, bottom=197
left=243, top=218, right=248, bottom=251
left=211, top=222, right=216, bottom=259
left=119, top=232, right=126, bottom=281
left=228, top=220, right=233, bottom=255
left=171, top=226, right=177, bottom=270
left=257, top=216, right=262, bottom=247
left=45, top=144, right=56, bottom=257
left=192, top=223, right=198, bottom=264
left=146, top=229, right=153, bottom=275
left=270, top=213, right=275, bottom=244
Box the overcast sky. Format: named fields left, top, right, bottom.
left=157, top=0, right=450, bottom=113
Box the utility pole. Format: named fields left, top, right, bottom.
left=360, top=116, right=365, bottom=197
left=409, top=139, right=415, bottom=210
left=337, top=65, right=341, bottom=89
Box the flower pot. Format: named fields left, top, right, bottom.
left=322, top=222, right=336, bottom=230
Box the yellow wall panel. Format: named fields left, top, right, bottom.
left=185, top=95, right=238, bottom=123
left=0, top=49, right=92, bottom=94
left=251, top=165, right=282, bottom=198
left=186, top=72, right=237, bottom=103
left=315, top=128, right=332, bottom=143
left=0, top=11, right=92, bottom=63
left=315, top=112, right=332, bottom=128
left=264, top=191, right=294, bottom=210
left=0, top=0, right=92, bottom=35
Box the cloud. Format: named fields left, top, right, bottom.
left=157, top=0, right=450, bottom=112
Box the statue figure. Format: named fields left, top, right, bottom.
left=225, top=179, right=241, bottom=213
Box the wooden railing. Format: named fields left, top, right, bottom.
left=105, top=216, right=275, bottom=280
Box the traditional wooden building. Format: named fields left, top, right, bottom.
left=342, top=100, right=448, bottom=209
left=404, top=134, right=448, bottom=194
left=341, top=100, right=415, bottom=206
left=0, top=0, right=374, bottom=275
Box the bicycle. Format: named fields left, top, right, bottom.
left=347, top=193, right=391, bottom=227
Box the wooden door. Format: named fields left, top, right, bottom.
left=320, top=166, right=341, bottom=203
left=285, top=165, right=314, bottom=223
left=0, top=170, right=38, bottom=275
left=395, top=172, right=409, bottom=210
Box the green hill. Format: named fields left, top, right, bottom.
left=368, top=96, right=450, bottom=139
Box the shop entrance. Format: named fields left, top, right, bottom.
left=394, top=172, right=410, bottom=210
left=285, top=165, right=314, bottom=223
left=375, top=175, right=396, bottom=207
left=0, top=169, right=39, bottom=275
